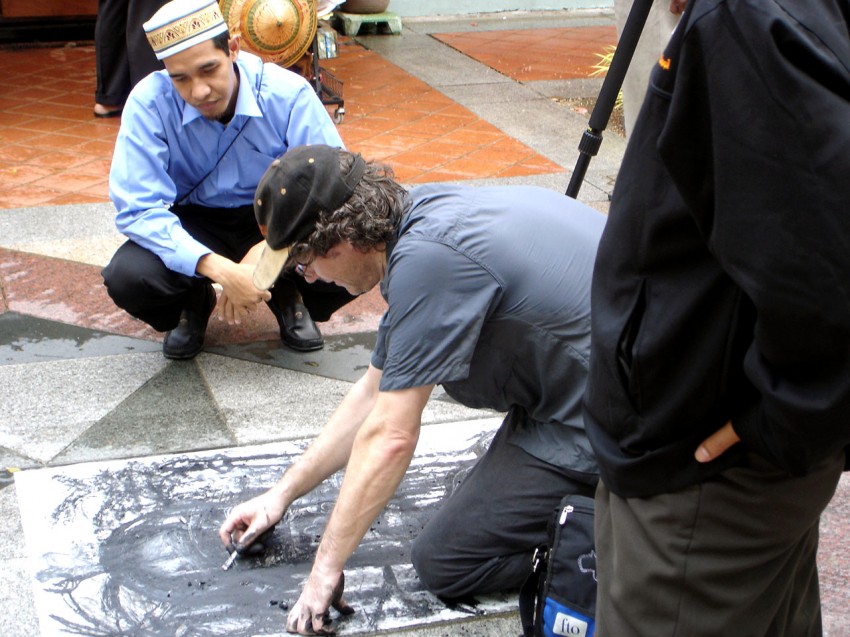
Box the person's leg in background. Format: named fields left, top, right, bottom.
left=94, top=0, right=131, bottom=117
left=127, top=0, right=168, bottom=85
left=411, top=408, right=597, bottom=600
left=94, top=0, right=166, bottom=118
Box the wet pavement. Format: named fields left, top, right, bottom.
left=1, top=9, right=848, bottom=637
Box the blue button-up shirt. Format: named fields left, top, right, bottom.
left=109, top=52, right=343, bottom=276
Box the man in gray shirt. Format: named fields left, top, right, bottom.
left=219, top=145, right=605, bottom=634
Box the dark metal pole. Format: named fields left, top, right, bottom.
left=566, top=0, right=654, bottom=199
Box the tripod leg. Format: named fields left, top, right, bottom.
left=566, top=0, right=654, bottom=199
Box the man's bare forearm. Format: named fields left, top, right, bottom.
left=311, top=385, right=434, bottom=574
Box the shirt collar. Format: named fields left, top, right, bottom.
left=382, top=191, right=412, bottom=264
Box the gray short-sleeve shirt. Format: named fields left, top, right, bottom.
left=371, top=184, right=605, bottom=475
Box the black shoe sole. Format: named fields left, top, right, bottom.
left=281, top=336, right=324, bottom=352
left=162, top=345, right=203, bottom=360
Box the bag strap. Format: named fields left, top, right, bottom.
left=178, top=127, right=243, bottom=205
left=519, top=544, right=548, bottom=637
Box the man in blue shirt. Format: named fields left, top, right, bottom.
left=219, top=145, right=605, bottom=634
left=102, top=0, right=352, bottom=359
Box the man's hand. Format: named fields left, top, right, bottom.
left=197, top=252, right=271, bottom=324
left=217, top=261, right=272, bottom=323
left=695, top=421, right=741, bottom=463
left=287, top=570, right=354, bottom=635
left=219, top=490, right=287, bottom=553
left=282, top=383, right=430, bottom=634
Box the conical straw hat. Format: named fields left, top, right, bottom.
left=220, top=0, right=317, bottom=66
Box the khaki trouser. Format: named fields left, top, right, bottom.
left=595, top=451, right=844, bottom=637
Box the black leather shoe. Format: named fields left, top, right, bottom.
left=163, top=284, right=216, bottom=360
left=267, top=298, right=324, bottom=352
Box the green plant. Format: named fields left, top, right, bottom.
left=589, top=45, right=624, bottom=111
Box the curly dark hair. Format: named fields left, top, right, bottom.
left=288, top=150, right=408, bottom=267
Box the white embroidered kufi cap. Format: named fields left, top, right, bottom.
left=144, top=0, right=229, bottom=60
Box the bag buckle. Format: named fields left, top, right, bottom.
left=531, top=545, right=548, bottom=573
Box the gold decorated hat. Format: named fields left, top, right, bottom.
left=143, top=0, right=229, bottom=60
left=221, top=0, right=317, bottom=67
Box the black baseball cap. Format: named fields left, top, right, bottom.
left=253, top=145, right=366, bottom=290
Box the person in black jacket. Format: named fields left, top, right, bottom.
left=583, top=1, right=850, bottom=635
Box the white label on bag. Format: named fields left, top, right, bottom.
left=553, top=612, right=589, bottom=637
